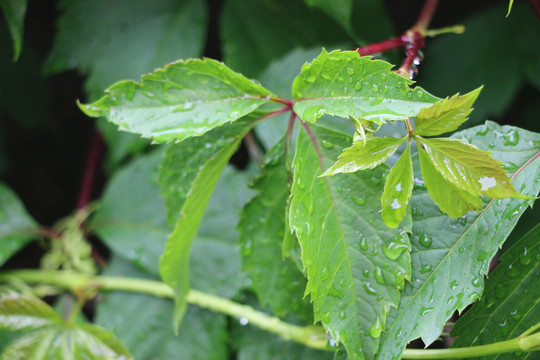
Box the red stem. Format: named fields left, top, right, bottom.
left=415, top=0, right=439, bottom=30
left=285, top=111, right=296, bottom=156
left=76, top=131, right=103, bottom=210
left=529, top=0, right=540, bottom=20
left=299, top=120, right=326, bottom=173
left=356, top=34, right=409, bottom=56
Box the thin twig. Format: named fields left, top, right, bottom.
left=76, top=131, right=103, bottom=210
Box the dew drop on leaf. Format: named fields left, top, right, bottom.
left=507, top=264, right=520, bottom=277
left=339, top=310, right=346, bottom=320
left=420, top=265, right=432, bottom=274
left=519, top=247, right=531, bottom=265
left=358, top=236, right=368, bottom=251
left=450, top=280, right=459, bottom=289
left=320, top=139, right=334, bottom=149
left=362, top=281, right=377, bottom=295
left=471, top=277, right=481, bottom=287
left=370, top=316, right=383, bottom=338
left=352, top=196, right=367, bottom=206
left=383, top=232, right=409, bottom=260
left=374, top=267, right=385, bottom=285
left=420, top=307, right=434, bottom=316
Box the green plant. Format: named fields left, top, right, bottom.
left=1, top=0, right=539, bottom=359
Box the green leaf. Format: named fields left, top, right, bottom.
left=0, top=293, right=132, bottom=360
left=451, top=223, right=540, bottom=354
left=292, top=49, right=440, bottom=124
left=238, top=138, right=311, bottom=320
left=420, top=137, right=530, bottom=199
left=289, top=124, right=411, bottom=359
left=303, top=0, right=352, bottom=33
left=381, top=143, right=413, bottom=228
left=95, top=256, right=228, bottom=360
left=79, top=58, right=275, bottom=143
left=45, top=0, right=207, bottom=97
left=322, top=136, right=405, bottom=176
left=417, top=146, right=483, bottom=218
left=375, top=122, right=540, bottom=360
left=414, top=87, right=482, bottom=137
left=0, top=0, right=26, bottom=61
left=0, top=183, right=39, bottom=266
left=221, top=0, right=349, bottom=78
left=159, top=120, right=253, bottom=329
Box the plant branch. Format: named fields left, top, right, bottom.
left=414, top=0, right=439, bottom=31
left=529, top=0, right=540, bottom=20
left=76, top=131, right=103, bottom=210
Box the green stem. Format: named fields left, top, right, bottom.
left=1, top=269, right=539, bottom=358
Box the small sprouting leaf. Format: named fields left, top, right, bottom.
left=322, top=136, right=405, bottom=176
left=375, top=123, right=540, bottom=360
left=419, top=137, right=530, bottom=199
left=79, top=58, right=275, bottom=143
left=292, top=49, right=440, bottom=124
left=451, top=222, right=540, bottom=351
left=414, top=87, right=482, bottom=137
left=0, top=293, right=132, bottom=359
left=289, top=124, right=411, bottom=359
left=0, top=183, right=39, bottom=266
left=238, top=138, right=311, bottom=320
left=0, top=0, right=27, bottom=61
left=417, top=146, right=483, bottom=218
left=381, top=143, right=413, bottom=228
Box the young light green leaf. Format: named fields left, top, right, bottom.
left=238, top=138, right=311, bottom=320
left=289, top=124, right=411, bottom=359
left=507, top=0, right=514, bottom=17
left=381, top=143, right=413, bottom=228
left=0, top=293, right=132, bottom=360
left=79, top=58, right=275, bottom=143
left=417, top=145, right=483, bottom=218
left=420, top=137, right=530, bottom=199
left=322, top=136, right=405, bottom=176
left=375, top=122, right=540, bottom=360
left=292, top=49, right=440, bottom=124
left=414, top=87, right=482, bottom=137
left=0, top=183, right=39, bottom=266
left=159, top=122, right=252, bottom=329
left=0, top=0, right=27, bottom=61
left=450, top=223, right=540, bottom=353
left=95, top=256, right=229, bottom=360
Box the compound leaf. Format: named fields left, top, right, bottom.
left=0, top=0, right=27, bottom=61
left=292, top=49, right=440, bottom=124
left=322, top=136, right=405, bottom=176
left=417, top=146, right=483, bottom=218
left=289, top=124, right=411, bottom=359
left=420, top=137, right=530, bottom=199
left=0, top=183, right=39, bottom=266
left=381, top=143, right=413, bottom=228
left=414, top=87, right=482, bottom=137
left=238, top=138, right=311, bottom=320
left=79, top=58, right=275, bottom=143
left=0, top=293, right=132, bottom=360
left=450, top=223, right=540, bottom=355
left=375, top=122, right=540, bottom=360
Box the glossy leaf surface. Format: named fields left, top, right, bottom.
left=79, top=58, right=274, bottom=143
left=375, top=122, right=540, bottom=359
left=414, top=87, right=482, bottom=137
left=381, top=143, right=413, bottom=228
left=238, top=139, right=311, bottom=320
left=0, top=183, right=38, bottom=266
left=451, top=223, right=540, bottom=356
left=95, top=256, right=228, bottom=360
left=289, top=124, right=411, bottom=359
left=0, top=0, right=26, bottom=60
left=0, top=293, right=132, bottom=360
left=420, top=137, right=528, bottom=199
left=322, top=136, right=405, bottom=176
left=292, top=50, right=440, bottom=124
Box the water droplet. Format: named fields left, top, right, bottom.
left=363, top=269, right=370, bottom=278
left=358, top=237, right=369, bottom=251
left=519, top=247, right=531, bottom=265
left=354, top=82, right=363, bottom=91
left=420, top=307, right=433, bottom=316
left=412, top=207, right=424, bottom=217
left=371, top=176, right=381, bottom=184
left=321, top=139, right=334, bottom=149
left=420, top=265, right=432, bottom=274
left=383, top=231, right=410, bottom=260
left=476, top=251, right=488, bottom=262
left=507, top=264, right=520, bottom=277
left=347, top=68, right=355, bottom=75
left=472, top=277, right=481, bottom=287
left=241, top=239, right=253, bottom=257
left=418, top=232, right=432, bottom=248
left=372, top=84, right=379, bottom=92
left=374, top=267, right=385, bottom=285
left=363, top=281, right=377, bottom=295
left=239, top=317, right=249, bottom=325
left=339, top=310, right=346, bottom=320
left=416, top=90, right=424, bottom=98
left=370, top=317, right=383, bottom=338
left=450, top=280, right=459, bottom=289
left=352, top=196, right=367, bottom=206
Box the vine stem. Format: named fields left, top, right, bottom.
left=76, top=131, right=103, bottom=210
left=2, top=269, right=539, bottom=358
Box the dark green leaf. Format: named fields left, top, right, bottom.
left=420, top=137, right=529, bottom=199
left=0, top=183, right=38, bottom=266
left=414, top=87, right=482, bottom=137
left=451, top=223, right=540, bottom=358
left=221, top=0, right=349, bottom=78
left=0, top=293, right=132, bottom=360
left=0, top=0, right=26, bottom=61
left=381, top=143, right=413, bottom=228
left=79, top=59, right=275, bottom=143
left=417, top=146, right=483, bottom=218
left=239, top=138, right=311, bottom=320
left=322, top=136, right=405, bottom=176
left=45, top=0, right=207, bottom=97
left=292, top=50, right=440, bottom=124
left=375, top=122, right=540, bottom=360
left=95, top=256, right=228, bottom=360
left=289, top=124, right=411, bottom=359
left=303, top=0, right=352, bottom=33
